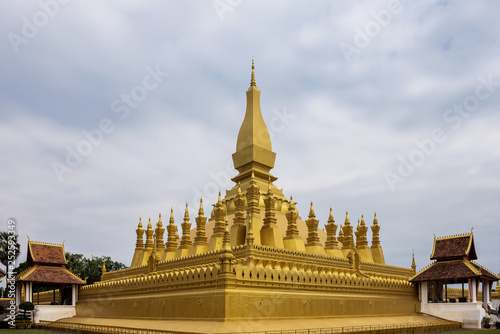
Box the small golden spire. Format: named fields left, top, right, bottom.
left=411, top=249, right=416, bottom=273
left=169, top=207, right=174, bottom=225
left=184, top=202, right=190, bottom=220
left=309, top=201, right=315, bottom=218
left=250, top=57, right=256, bottom=87
left=345, top=211, right=350, bottom=225
left=237, top=182, right=242, bottom=195
left=218, top=190, right=221, bottom=202
left=158, top=213, right=162, bottom=227
left=198, top=198, right=204, bottom=216
left=147, top=217, right=152, bottom=229
left=101, top=256, right=107, bottom=275
left=138, top=217, right=143, bottom=229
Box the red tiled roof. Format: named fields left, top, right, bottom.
left=16, top=265, right=85, bottom=285
left=469, top=262, right=499, bottom=281
left=410, top=259, right=498, bottom=283
left=430, top=234, right=477, bottom=261
left=28, top=241, right=67, bottom=265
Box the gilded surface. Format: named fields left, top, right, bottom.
left=76, top=61, right=418, bottom=323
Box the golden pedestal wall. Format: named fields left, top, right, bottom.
left=77, top=244, right=418, bottom=321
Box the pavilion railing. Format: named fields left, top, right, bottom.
left=36, top=319, right=461, bottom=334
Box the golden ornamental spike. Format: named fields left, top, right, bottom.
left=250, top=57, right=256, bottom=87
left=169, top=207, right=175, bottom=225
left=184, top=202, right=189, bottom=219
left=308, top=201, right=316, bottom=218
left=199, top=197, right=204, bottom=216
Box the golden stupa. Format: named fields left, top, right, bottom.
left=62, top=60, right=438, bottom=332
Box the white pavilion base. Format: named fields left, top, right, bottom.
left=34, top=305, right=76, bottom=323
left=421, top=302, right=486, bottom=329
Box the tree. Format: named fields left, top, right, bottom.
left=0, top=231, right=21, bottom=278
left=80, top=255, right=127, bottom=284
left=11, top=261, right=29, bottom=276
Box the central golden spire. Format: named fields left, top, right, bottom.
left=232, top=58, right=276, bottom=185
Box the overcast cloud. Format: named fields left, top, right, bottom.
left=1, top=0, right=499, bottom=283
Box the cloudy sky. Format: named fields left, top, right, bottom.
left=1, top=1, right=499, bottom=283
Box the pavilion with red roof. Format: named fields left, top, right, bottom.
left=15, top=240, right=85, bottom=308
left=410, top=231, right=499, bottom=328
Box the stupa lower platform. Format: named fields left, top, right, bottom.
left=51, top=314, right=460, bottom=333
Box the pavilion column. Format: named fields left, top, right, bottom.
left=421, top=282, right=428, bottom=304
left=25, top=282, right=32, bottom=303
left=71, top=284, right=77, bottom=306
left=470, top=278, right=477, bottom=303
left=489, top=281, right=493, bottom=302
left=482, top=280, right=489, bottom=308
left=15, top=283, right=21, bottom=307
